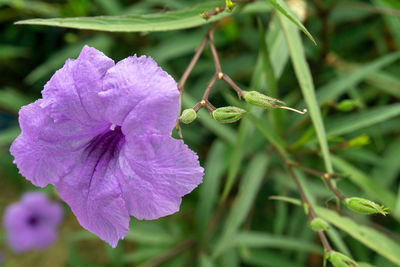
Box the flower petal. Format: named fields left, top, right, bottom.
left=118, top=134, right=204, bottom=220
left=55, top=138, right=129, bottom=247
left=10, top=100, right=101, bottom=187
left=101, top=55, right=179, bottom=134
left=41, top=45, right=114, bottom=123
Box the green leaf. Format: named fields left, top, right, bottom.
left=0, top=127, right=20, bottom=147
left=196, top=141, right=227, bottom=235
left=270, top=196, right=400, bottom=265
left=15, top=1, right=272, bottom=32
left=326, top=104, right=400, bottom=137
left=26, top=36, right=113, bottom=85
left=268, top=0, right=316, bottom=45
left=316, top=52, right=400, bottom=105
left=234, top=231, right=321, bottom=253
left=0, top=88, right=32, bottom=112
left=278, top=12, right=333, bottom=173
left=213, top=154, right=269, bottom=257
left=331, top=155, right=396, bottom=210
left=316, top=207, right=400, bottom=266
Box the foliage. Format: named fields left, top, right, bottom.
left=1, top=0, right=400, bottom=266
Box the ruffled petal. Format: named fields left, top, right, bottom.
left=118, top=134, right=204, bottom=220
left=10, top=100, right=103, bottom=187
left=55, top=133, right=129, bottom=247
left=41, top=45, right=114, bottom=123
left=101, top=55, right=179, bottom=134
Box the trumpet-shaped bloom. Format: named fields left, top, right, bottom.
left=10, top=46, right=204, bottom=247
left=3, top=192, right=63, bottom=253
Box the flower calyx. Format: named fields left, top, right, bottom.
left=243, top=91, right=307, bottom=114
left=179, top=108, right=197, bottom=124
left=346, top=197, right=389, bottom=216
left=328, top=251, right=358, bottom=267
left=212, top=106, right=247, bottom=123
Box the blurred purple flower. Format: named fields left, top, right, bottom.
left=3, top=192, right=63, bottom=253
left=10, top=46, right=204, bottom=247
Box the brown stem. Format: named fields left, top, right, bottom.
left=325, top=177, right=347, bottom=202
left=202, top=74, right=219, bottom=100
left=285, top=162, right=333, bottom=252
left=221, top=74, right=245, bottom=98
left=208, top=27, right=222, bottom=73
left=289, top=162, right=347, bottom=202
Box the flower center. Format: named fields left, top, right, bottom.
left=85, top=125, right=125, bottom=162
left=27, top=215, right=40, bottom=227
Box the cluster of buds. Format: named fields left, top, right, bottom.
left=179, top=90, right=307, bottom=125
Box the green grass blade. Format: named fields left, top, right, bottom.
left=331, top=155, right=396, bottom=209
left=196, top=141, right=227, bottom=235
left=326, top=104, right=400, bottom=137
left=268, top=0, right=316, bottom=45
left=234, top=231, right=321, bottom=253
left=15, top=1, right=272, bottom=32
left=278, top=12, right=333, bottom=173
left=213, top=154, right=269, bottom=257
left=316, top=206, right=400, bottom=266
left=316, top=52, right=400, bottom=104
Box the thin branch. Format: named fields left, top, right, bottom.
left=289, top=162, right=347, bottom=202
left=286, top=164, right=333, bottom=252
left=202, top=73, right=219, bottom=100
left=221, top=74, right=245, bottom=97
left=208, top=27, right=222, bottom=73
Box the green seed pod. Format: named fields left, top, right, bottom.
left=329, top=251, right=358, bottom=267
left=243, top=91, right=285, bottom=109
left=225, top=0, right=236, bottom=11
left=179, top=108, right=197, bottom=124
left=337, top=99, right=359, bottom=112
left=346, top=197, right=389, bottom=216
left=212, top=106, right=247, bottom=123
left=310, top=218, right=330, bottom=232
left=348, top=135, right=370, bottom=148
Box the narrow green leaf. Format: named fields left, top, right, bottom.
left=331, top=155, right=396, bottom=210
left=15, top=1, right=272, bottom=32
left=199, top=254, right=216, bottom=267
left=316, top=52, right=400, bottom=105
left=221, top=118, right=251, bottom=199
left=278, top=12, right=333, bottom=173
left=0, top=127, right=20, bottom=147
left=196, top=141, right=227, bottom=235
left=326, top=104, right=400, bottom=137
left=270, top=196, right=400, bottom=265
left=213, top=154, right=269, bottom=257
left=268, top=0, right=316, bottom=45
left=316, top=207, right=400, bottom=266
left=234, top=231, right=321, bottom=253
left=0, top=88, right=32, bottom=112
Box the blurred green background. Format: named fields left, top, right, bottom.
left=0, top=0, right=400, bottom=266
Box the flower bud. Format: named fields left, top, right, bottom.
left=243, top=91, right=285, bottom=109
left=212, top=106, right=246, bottom=123
left=337, top=99, right=359, bottom=112
left=346, top=197, right=389, bottom=216
left=243, top=91, right=307, bottom=114
left=225, top=0, right=236, bottom=11
left=179, top=108, right=197, bottom=124
left=310, top=218, right=330, bottom=232
left=348, top=135, right=370, bottom=148
left=329, top=251, right=358, bottom=267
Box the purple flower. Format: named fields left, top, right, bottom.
left=10, top=46, right=204, bottom=247
left=3, top=192, right=63, bottom=253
